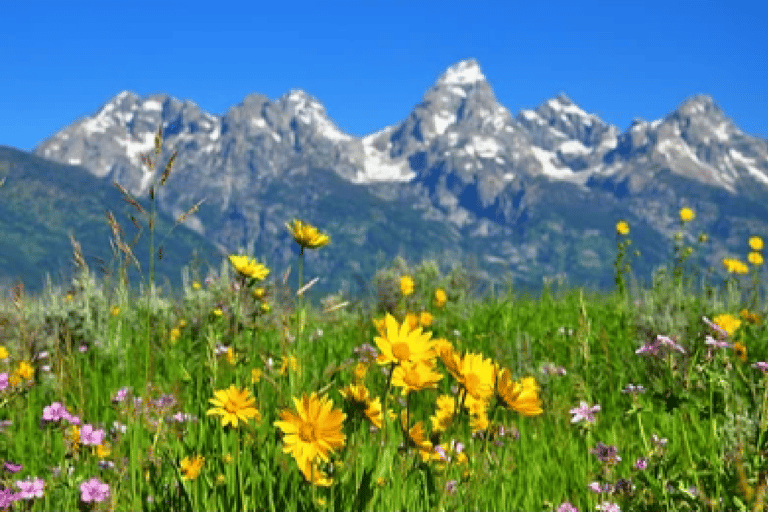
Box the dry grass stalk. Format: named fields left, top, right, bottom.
left=176, top=199, right=205, bottom=225
left=322, top=301, right=349, bottom=314
left=113, top=181, right=144, bottom=213
left=160, top=150, right=177, bottom=185
left=68, top=233, right=88, bottom=273
left=296, top=277, right=319, bottom=297
left=154, top=127, right=162, bottom=155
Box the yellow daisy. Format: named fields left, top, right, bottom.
left=749, top=236, right=764, bottom=251
left=400, top=275, right=415, bottom=296
left=679, top=207, right=695, bottom=222
left=207, top=385, right=261, bottom=428
left=616, top=220, right=630, bottom=236
left=454, top=352, right=496, bottom=402
left=373, top=313, right=435, bottom=366
left=391, top=360, right=443, bottom=395
left=228, top=254, right=270, bottom=280
left=285, top=219, right=331, bottom=250
left=733, top=342, right=748, bottom=362
left=713, top=314, right=742, bottom=336
left=180, top=454, right=205, bottom=480
left=748, top=252, right=763, bottom=266
left=274, top=392, right=346, bottom=466
left=434, top=288, right=447, bottom=308
left=496, top=369, right=543, bottom=417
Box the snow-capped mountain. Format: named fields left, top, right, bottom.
left=29, top=58, right=768, bottom=297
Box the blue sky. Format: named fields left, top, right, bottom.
left=4, top=0, right=766, bottom=152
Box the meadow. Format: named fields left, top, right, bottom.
left=0, top=131, right=767, bottom=511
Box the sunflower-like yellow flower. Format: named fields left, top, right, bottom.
left=723, top=258, right=749, bottom=274
left=430, top=394, right=456, bottom=433
left=713, top=314, right=742, bottom=336
left=207, top=385, right=261, bottom=428
left=453, top=352, right=496, bottom=402
left=400, top=276, right=414, bottom=296
left=616, top=220, right=630, bottom=236
left=496, top=369, right=543, bottom=417
left=285, top=219, right=330, bottom=250
left=338, top=384, right=382, bottom=429
left=733, top=342, right=748, bottom=362
left=401, top=418, right=433, bottom=460
left=180, top=454, right=205, bottom=480
left=749, top=236, right=764, bottom=251
left=373, top=313, right=435, bottom=366
left=419, top=311, right=433, bottom=327
left=748, top=252, right=764, bottom=266
left=274, top=392, right=346, bottom=466
left=391, top=360, right=443, bottom=395
left=0, top=346, right=8, bottom=360
left=679, top=207, right=695, bottom=222
left=740, top=309, right=762, bottom=325
left=433, top=288, right=447, bottom=308
left=15, top=361, right=34, bottom=381
left=228, top=254, right=270, bottom=280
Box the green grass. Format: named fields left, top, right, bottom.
left=0, top=226, right=766, bottom=511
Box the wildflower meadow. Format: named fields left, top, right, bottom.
left=0, top=129, right=767, bottom=511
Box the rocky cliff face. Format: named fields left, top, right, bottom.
left=31, top=59, right=768, bottom=298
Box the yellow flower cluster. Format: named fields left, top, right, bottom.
left=180, top=454, right=205, bottom=480
left=723, top=258, right=749, bottom=274
left=207, top=385, right=261, bottom=428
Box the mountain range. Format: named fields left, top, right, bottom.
left=6, top=58, right=768, bottom=300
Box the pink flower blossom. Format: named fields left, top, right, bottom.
left=80, top=424, right=106, bottom=446
left=569, top=401, right=601, bottom=424
left=15, top=477, right=44, bottom=499
left=80, top=477, right=110, bottom=503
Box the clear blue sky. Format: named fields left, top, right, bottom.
left=4, top=0, right=766, bottom=152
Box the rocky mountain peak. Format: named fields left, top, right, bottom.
left=436, top=58, right=487, bottom=86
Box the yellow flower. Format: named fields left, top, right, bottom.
left=216, top=474, right=227, bottom=485
left=373, top=313, right=435, bottom=366
left=285, top=219, right=331, bottom=250
left=178, top=319, right=187, bottom=328
left=253, top=287, right=266, bottom=300
left=616, top=220, right=630, bottom=236
left=391, top=360, right=443, bottom=395
left=227, top=347, right=238, bottom=365
left=452, top=352, right=496, bottom=402
left=684, top=246, right=693, bottom=256
left=496, top=370, right=543, bottom=417
left=419, top=311, right=433, bottom=327
left=338, top=384, right=382, bottom=429
left=278, top=355, right=300, bottom=376
left=222, top=453, right=234, bottom=464
left=111, top=306, right=120, bottom=316
left=404, top=312, right=419, bottom=331
left=749, top=236, right=764, bottom=251
left=401, top=418, right=433, bottom=455
left=207, top=385, right=261, bottom=428
left=723, top=258, right=749, bottom=274
left=64, top=292, right=73, bottom=303
left=180, top=454, right=205, bottom=480
left=748, top=252, right=763, bottom=266
left=353, top=362, right=368, bottom=382
left=400, top=275, right=414, bottom=296
left=274, top=392, right=346, bottom=466
left=679, top=207, right=695, bottom=222
left=96, top=442, right=111, bottom=459
left=251, top=368, right=263, bottom=384
left=169, top=327, right=181, bottom=343
left=733, top=342, right=748, bottom=362
left=430, top=394, right=456, bottom=433
left=213, top=308, right=224, bottom=316
left=713, top=314, right=742, bottom=336
left=192, top=281, right=202, bottom=290
left=376, top=477, right=388, bottom=487
left=15, top=361, right=34, bottom=381
left=0, top=346, right=8, bottom=360
left=260, top=303, right=271, bottom=313
left=740, top=309, right=762, bottom=325
left=228, top=254, right=270, bottom=280
left=433, top=288, right=447, bottom=308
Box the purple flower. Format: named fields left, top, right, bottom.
left=0, top=373, right=8, bottom=392
left=3, top=462, right=21, bottom=473
left=112, top=387, right=131, bottom=403
left=753, top=362, right=768, bottom=372
left=15, top=477, right=44, bottom=499
left=445, top=480, right=458, bottom=495
left=650, top=434, right=668, bottom=447
left=569, top=401, right=601, bottom=424
left=0, top=489, right=18, bottom=508
left=556, top=503, right=579, bottom=512
left=64, top=412, right=80, bottom=425
left=80, top=477, right=110, bottom=503
left=80, top=424, right=106, bottom=446
left=42, top=402, right=67, bottom=422
left=705, top=335, right=732, bottom=349
left=591, top=442, right=622, bottom=465
left=634, top=458, right=648, bottom=470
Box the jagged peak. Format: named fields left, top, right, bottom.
left=436, top=58, right=486, bottom=86
left=674, top=94, right=722, bottom=118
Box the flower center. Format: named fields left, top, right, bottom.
left=392, top=342, right=411, bottom=361
left=299, top=421, right=317, bottom=443
left=225, top=399, right=240, bottom=414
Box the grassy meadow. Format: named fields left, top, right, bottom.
left=1, top=131, right=768, bottom=511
